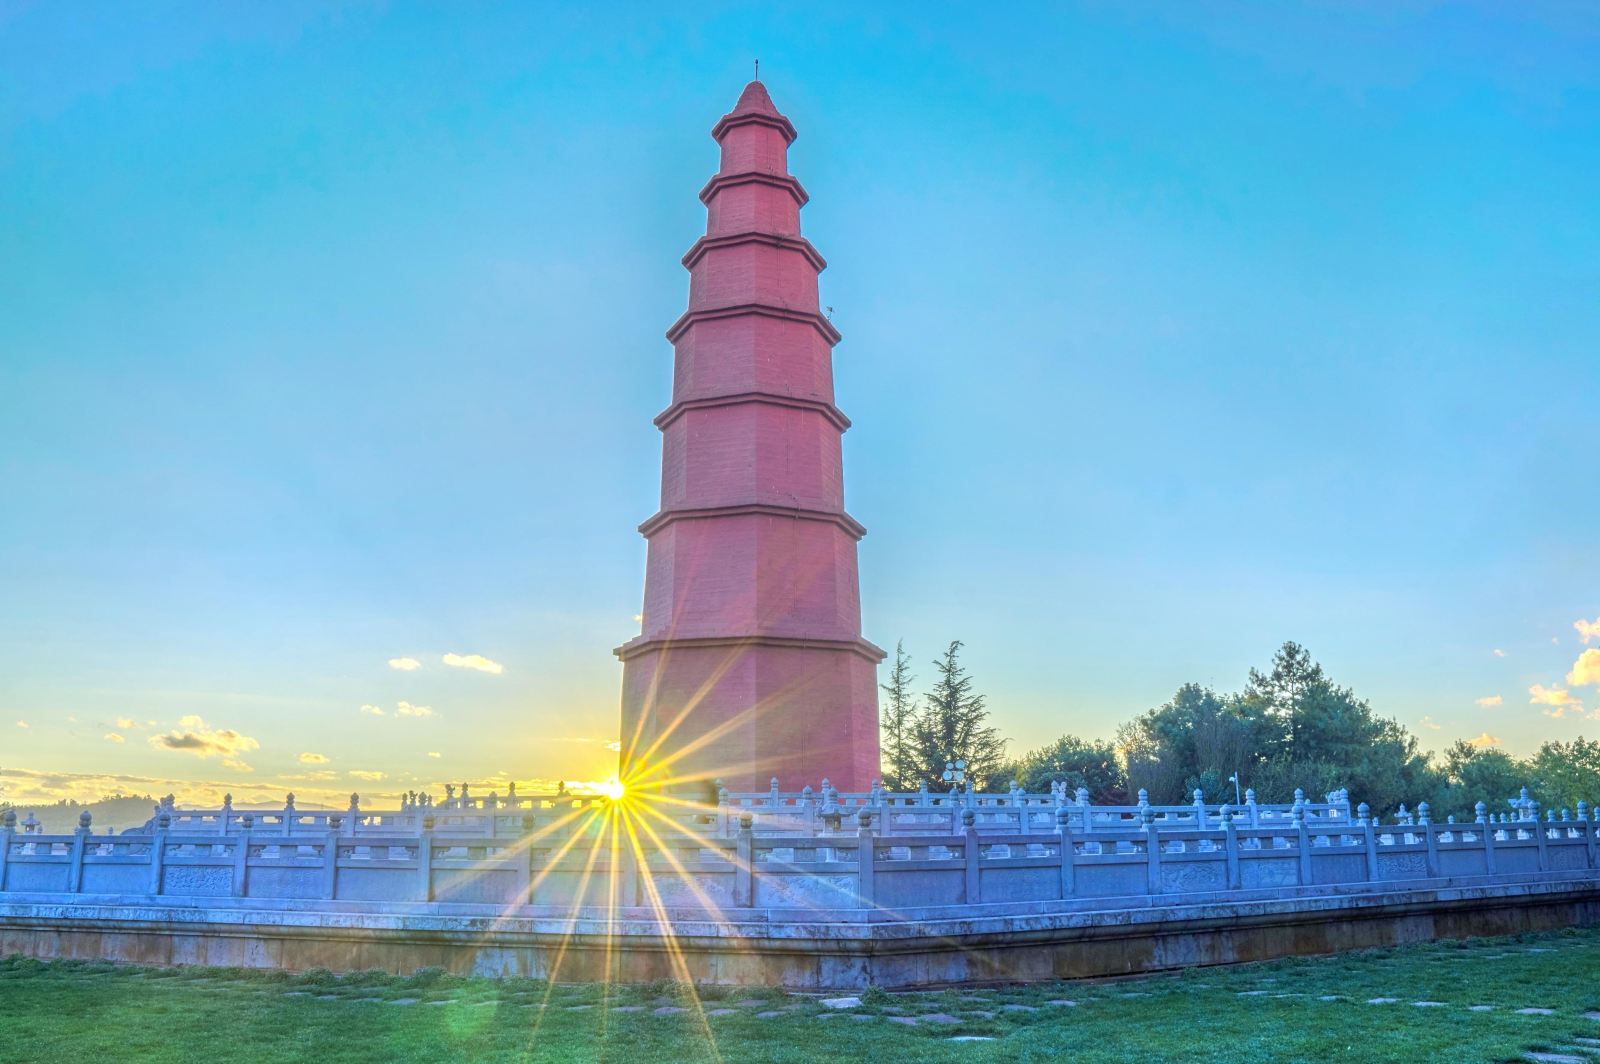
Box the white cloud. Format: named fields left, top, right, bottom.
left=104, top=733, right=125, bottom=744
left=360, top=704, right=386, bottom=716
left=1567, top=648, right=1600, bottom=688
left=148, top=717, right=260, bottom=763
left=388, top=657, right=422, bottom=671
left=1529, top=683, right=1580, bottom=708
left=442, top=652, right=503, bottom=675
left=396, top=701, right=434, bottom=718
left=1475, top=695, right=1503, bottom=708
left=1492, top=648, right=1507, bottom=658
left=1577, top=618, right=1600, bottom=644
left=114, top=717, right=141, bottom=730
left=350, top=770, right=386, bottom=781
left=606, top=740, right=622, bottom=752
left=15, top=721, right=28, bottom=729
left=427, top=752, right=442, bottom=759
left=1467, top=732, right=1501, bottom=748
left=298, top=752, right=329, bottom=765
left=1420, top=716, right=1441, bottom=731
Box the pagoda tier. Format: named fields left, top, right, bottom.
left=615, top=82, right=883, bottom=793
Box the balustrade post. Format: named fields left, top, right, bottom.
left=220, top=793, right=233, bottom=835
left=1078, top=788, right=1091, bottom=835
left=1142, top=806, right=1161, bottom=894
left=856, top=810, right=876, bottom=908
left=1474, top=802, right=1496, bottom=875
left=68, top=811, right=91, bottom=893
left=0, top=809, right=14, bottom=890
left=1580, top=801, right=1596, bottom=869
left=282, top=793, right=296, bottom=837
left=515, top=812, right=535, bottom=906
left=417, top=814, right=435, bottom=903
left=323, top=815, right=341, bottom=899
left=1221, top=805, right=1241, bottom=890
left=1246, top=788, right=1259, bottom=829
left=1418, top=803, right=1439, bottom=877
left=1530, top=800, right=1548, bottom=870
left=233, top=815, right=252, bottom=897
left=1055, top=806, right=1075, bottom=899
left=1359, top=803, right=1379, bottom=882
left=150, top=812, right=170, bottom=894
left=962, top=808, right=981, bottom=904
left=735, top=812, right=754, bottom=908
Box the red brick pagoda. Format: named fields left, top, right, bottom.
left=615, top=81, right=884, bottom=793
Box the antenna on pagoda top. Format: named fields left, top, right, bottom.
left=754, top=58, right=759, bottom=81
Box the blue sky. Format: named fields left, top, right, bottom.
left=3, top=3, right=1597, bottom=807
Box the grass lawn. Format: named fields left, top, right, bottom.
left=1, top=928, right=1598, bottom=1063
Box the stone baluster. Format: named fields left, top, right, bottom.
left=717, top=786, right=731, bottom=837
left=282, top=793, right=296, bottom=837
left=1292, top=800, right=1311, bottom=884
left=220, top=793, right=233, bottom=835
left=347, top=793, right=360, bottom=836
left=1193, top=788, right=1207, bottom=830
left=917, top=779, right=930, bottom=808
left=1530, top=799, right=1548, bottom=869
left=1245, top=788, right=1259, bottom=828
left=1077, top=787, right=1091, bottom=835
left=1475, top=801, right=1496, bottom=874
left=770, top=777, right=781, bottom=808
left=444, top=784, right=456, bottom=809
left=801, top=784, right=816, bottom=837
left=1140, top=804, right=1161, bottom=893
left=507, top=781, right=518, bottom=808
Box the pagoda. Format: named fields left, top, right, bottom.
left=615, top=81, right=884, bottom=793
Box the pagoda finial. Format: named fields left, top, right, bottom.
left=754, top=58, right=759, bottom=81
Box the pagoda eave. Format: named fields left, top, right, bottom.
left=653, top=391, right=851, bottom=433
left=637, top=503, right=867, bottom=540
left=665, top=303, right=842, bottom=345
left=682, top=231, right=827, bottom=272
left=699, top=170, right=809, bottom=209
left=614, top=633, right=886, bottom=664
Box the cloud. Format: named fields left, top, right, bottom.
left=104, top=733, right=125, bottom=744
left=396, top=701, right=433, bottom=718
left=1420, top=716, right=1441, bottom=731
left=148, top=717, right=260, bottom=763
left=114, top=717, right=141, bottom=730
left=427, top=752, right=442, bottom=759
left=1577, top=618, right=1600, bottom=644
left=1568, top=649, right=1600, bottom=688
left=1474, top=695, right=1503, bottom=708
left=1529, top=683, right=1579, bottom=708
left=15, top=721, right=28, bottom=729
left=284, top=770, right=338, bottom=782
left=442, top=652, right=503, bottom=675
left=349, top=770, right=386, bottom=781
left=360, top=704, right=385, bottom=716
left=606, top=740, right=622, bottom=752
left=1493, top=649, right=1507, bottom=658
left=1467, top=732, right=1501, bottom=748
left=388, top=657, right=422, bottom=671
left=298, top=752, right=329, bottom=765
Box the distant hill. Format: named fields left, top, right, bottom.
left=0, top=795, right=162, bottom=835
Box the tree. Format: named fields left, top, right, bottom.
left=1436, top=740, right=1530, bottom=820
left=1531, top=737, right=1600, bottom=815
left=1004, top=735, right=1125, bottom=803
left=911, top=640, right=1008, bottom=790
left=878, top=641, right=920, bottom=791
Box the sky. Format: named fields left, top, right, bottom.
left=2, top=2, right=1597, bottom=810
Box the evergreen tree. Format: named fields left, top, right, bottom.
left=911, top=640, right=1008, bottom=790
left=878, top=640, right=920, bottom=791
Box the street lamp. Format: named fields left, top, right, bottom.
left=942, top=758, right=967, bottom=795
left=1227, top=772, right=1242, bottom=805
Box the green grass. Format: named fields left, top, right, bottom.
left=2, top=928, right=1598, bottom=1062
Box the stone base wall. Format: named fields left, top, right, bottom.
left=1, top=874, right=1595, bottom=988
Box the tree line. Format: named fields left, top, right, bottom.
left=880, top=639, right=1600, bottom=819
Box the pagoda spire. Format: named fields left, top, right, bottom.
left=615, top=82, right=884, bottom=794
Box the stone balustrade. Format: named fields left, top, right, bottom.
left=0, top=791, right=1588, bottom=913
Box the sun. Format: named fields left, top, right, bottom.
left=600, top=777, right=626, bottom=801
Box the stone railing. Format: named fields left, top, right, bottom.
left=1, top=795, right=1589, bottom=912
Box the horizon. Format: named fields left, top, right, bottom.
left=4, top=4, right=1598, bottom=810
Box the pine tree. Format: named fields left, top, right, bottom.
left=911, top=640, right=1008, bottom=790
left=878, top=641, right=920, bottom=791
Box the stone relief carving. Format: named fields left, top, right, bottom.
left=162, top=865, right=232, bottom=896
